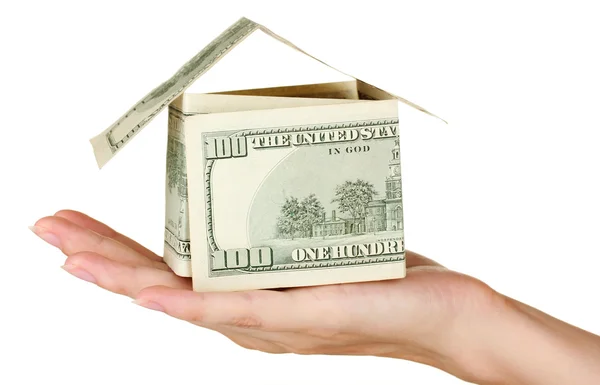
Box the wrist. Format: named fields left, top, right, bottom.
left=449, top=293, right=600, bottom=385
left=378, top=278, right=512, bottom=383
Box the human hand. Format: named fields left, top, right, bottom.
left=31, top=210, right=600, bottom=385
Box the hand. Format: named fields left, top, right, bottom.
left=30, top=210, right=600, bottom=385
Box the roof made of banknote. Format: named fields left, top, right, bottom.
left=90, top=17, right=444, bottom=169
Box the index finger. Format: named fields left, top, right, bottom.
left=54, top=209, right=163, bottom=262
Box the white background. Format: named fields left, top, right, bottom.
left=2, top=1, right=599, bottom=384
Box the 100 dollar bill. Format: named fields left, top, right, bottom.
left=178, top=95, right=405, bottom=291
left=163, top=90, right=367, bottom=276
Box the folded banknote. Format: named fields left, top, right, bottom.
left=89, top=17, right=442, bottom=291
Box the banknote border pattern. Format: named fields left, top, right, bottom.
left=103, top=19, right=258, bottom=154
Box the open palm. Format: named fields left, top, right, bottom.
left=31, top=210, right=499, bottom=378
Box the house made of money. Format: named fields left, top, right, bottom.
left=89, top=17, right=443, bottom=291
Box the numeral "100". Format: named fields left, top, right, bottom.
left=212, top=247, right=273, bottom=270
left=206, top=137, right=247, bottom=159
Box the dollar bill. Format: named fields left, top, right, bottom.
left=182, top=95, right=406, bottom=291
left=90, top=17, right=259, bottom=169
left=164, top=89, right=369, bottom=277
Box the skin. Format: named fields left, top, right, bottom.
left=31, top=210, right=600, bottom=384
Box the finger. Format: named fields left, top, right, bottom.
left=33, top=216, right=170, bottom=271
left=54, top=209, right=162, bottom=262
left=134, top=286, right=320, bottom=332
left=63, top=252, right=191, bottom=297
left=405, top=250, right=444, bottom=268
left=216, top=328, right=288, bottom=354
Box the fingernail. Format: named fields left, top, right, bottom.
left=133, top=299, right=165, bottom=313
left=62, top=264, right=97, bottom=284
left=29, top=225, right=61, bottom=249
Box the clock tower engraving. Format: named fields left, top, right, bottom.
left=364, top=138, right=404, bottom=233
left=386, top=139, right=401, bottom=200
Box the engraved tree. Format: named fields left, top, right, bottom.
left=276, top=196, right=301, bottom=239
left=332, top=179, right=377, bottom=234
left=166, top=136, right=185, bottom=193
left=166, top=137, right=188, bottom=238
left=299, top=194, right=325, bottom=238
